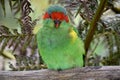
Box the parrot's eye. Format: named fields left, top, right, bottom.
left=54, top=20, right=61, bottom=28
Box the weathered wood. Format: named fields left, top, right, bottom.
left=0, top=66, right=120, bottom=80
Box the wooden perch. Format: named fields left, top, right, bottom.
left=0, top=66, right=120, bottom=80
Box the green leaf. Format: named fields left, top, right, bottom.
left=8, top=0, right=12, bottom=11
left=0, top=0, right=6, bottom=16
left=2, top=50, right=15, bottom=59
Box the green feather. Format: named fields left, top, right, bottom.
left=37, top=19, right=85, bottom=70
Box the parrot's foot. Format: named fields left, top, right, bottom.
left=57, top=68, right=62, bottom=71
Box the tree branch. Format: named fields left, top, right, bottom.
left=0, top=66, right=120, bottom=80
left=85, top=0, right=107, bottom=52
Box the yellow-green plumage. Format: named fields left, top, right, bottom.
left=37, top=5, right=85, bottom=70
left=37, top=19, right=85, bottom=70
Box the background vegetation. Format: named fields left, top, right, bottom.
left=0, top=0, right=120, bottom=71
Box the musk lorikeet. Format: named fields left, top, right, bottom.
left=37, top=5, right=85, bottom=70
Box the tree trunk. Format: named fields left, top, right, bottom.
left=0, top=66, right=120, bottom=80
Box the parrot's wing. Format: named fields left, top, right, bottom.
left=60, top=21, right=81, bottom=38
left=72, top=26, right=80, bottom=37
left=69, top=24, right=85, bottom=55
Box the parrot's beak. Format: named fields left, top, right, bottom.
left=54, top=20, right=61, bottom=28
left=55, top=23, right=60, bottom=28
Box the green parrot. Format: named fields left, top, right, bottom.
left=37, top=5, right=85, bottom=70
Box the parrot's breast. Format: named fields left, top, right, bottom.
left=38, top=27, right=71, bottom=50
left=37, top=20, right=85, bottom=70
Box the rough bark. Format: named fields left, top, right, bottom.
left=0, top=66, right=120, bottom=80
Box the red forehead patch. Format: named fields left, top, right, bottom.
left=43, top=12, right=69, bottom=22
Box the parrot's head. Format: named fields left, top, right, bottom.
left=43, top=5, right=69, bottom=28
